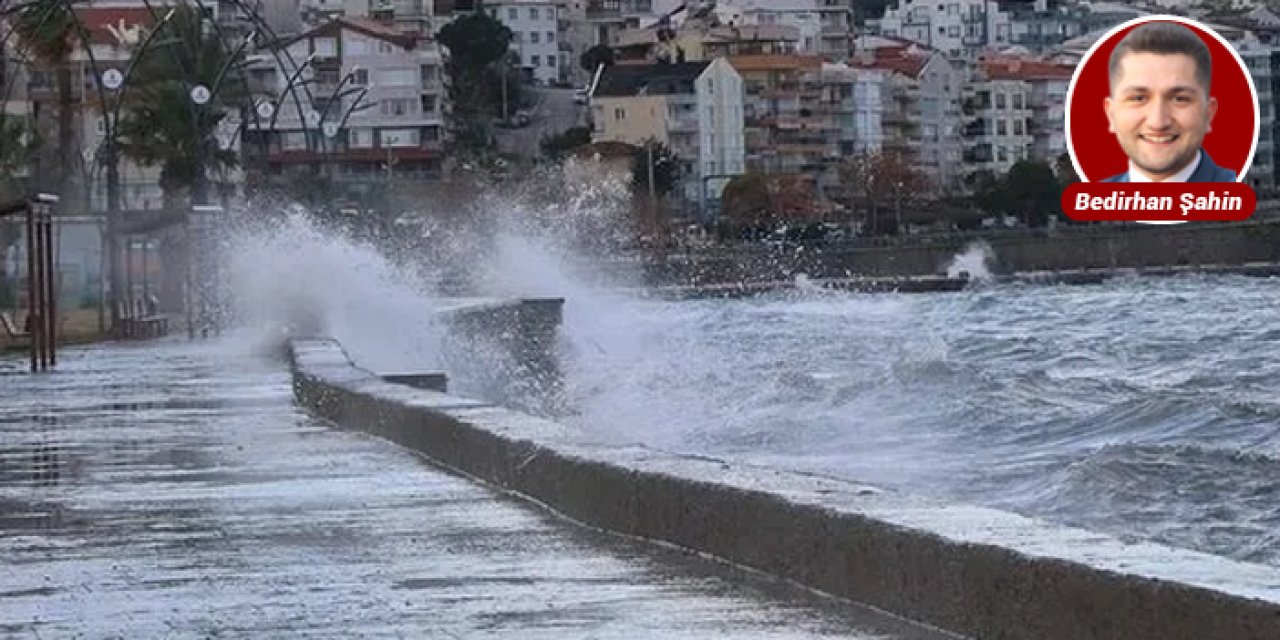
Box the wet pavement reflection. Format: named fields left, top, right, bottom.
left=1, top=338, right=947, bottom=639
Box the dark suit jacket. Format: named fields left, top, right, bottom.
left=1102, top=151, right=1236, bottom=182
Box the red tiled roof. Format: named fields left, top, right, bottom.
left=979, top=57, right=1075, bottom=81
left=729, top=54, right=823, bottom=72
left=74, top=7, right=159, bottom=46
left=853, top=51, right=929, bottom=78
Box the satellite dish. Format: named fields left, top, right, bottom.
left=305, top=110, right=322, bottom=127
left=190, top=84, right=211, bottom=105
left=256, top=101, right=274, bottom=119
left=101, top=68, right=124, bottom=90
left=322, top=122, right=340, bottom=138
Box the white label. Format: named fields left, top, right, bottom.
left=101, top=68, right=124, bottom=90
left=190, top=84, right=211, bottom=105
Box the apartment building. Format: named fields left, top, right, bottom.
left=963, top=56, right=1074, bottom=179
left=590, top=59, right=745, bottom=208
left=854, top=44, right=966, bottom=193
left=819, top=62, right=891, bottom=199
left=872, top=0, right=1084, bottom=59
left=711, top=0, right=854, bottom=61
left=249, top=17, right=446, bottom=180
left=485, top=0, right=562, bottom=84
left=1241, top=43, right=1275, bottom=194
left=729, top=54, right=836, bottom=190
left=614, top=23, right=799, bottom=64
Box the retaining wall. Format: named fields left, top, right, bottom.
left=289, top=315, right=1280, bottom=639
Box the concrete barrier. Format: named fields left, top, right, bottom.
left=289, top=333, right=1280, bottom=640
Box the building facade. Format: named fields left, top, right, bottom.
left=250, top=17, right=446, bottom=182
left=486, top=0, right=562, bottom=84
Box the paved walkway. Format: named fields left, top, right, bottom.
left=0, top=338, right=951, bottom=639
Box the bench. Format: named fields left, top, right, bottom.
left=1, top=311, right=30, bottom=344
left=117, top=300, right=169, bottom=339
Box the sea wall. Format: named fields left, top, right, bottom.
left=647, top=220, right=1280, bottom=281
left=288, top=300, right=1280, bottom=639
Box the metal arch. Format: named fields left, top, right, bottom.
left=216, top=0, right=323, bottom=151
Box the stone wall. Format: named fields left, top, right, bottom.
left=289, top=328, right=1280, bottom=640
left=647, top=221, right=1280, bottom=282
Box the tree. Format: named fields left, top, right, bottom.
left=437, top=11, right=512, bottom=157
left=970, top=168, right=1011, bottom=217
left=14, top=0, right=78, bottom=200
left=579, top=44, right=615, bottom=75
left=721, top=172, right=772, bottom=227
left=540, top=126, right=592, bottom=160
left=630, top=139, right=679, bottom=198
left=839, top=149, right=928, bottom=235
left=1004, top=159, right=1061, bottom=227
left=115, top=3, right=244, bottom=210
left=1054, top=152, right=1080, bottom=187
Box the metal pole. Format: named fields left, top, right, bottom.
left=647, top=143, right=657, bottom=236
left=25, top=204, right=36, bottom=372
left=186, top=219, right=194, bottom=339
left=124, top=237, right=133, bottom=321
left=41, top=202, right=55, bottom=367
left=141, top=236, right=150, bottom=316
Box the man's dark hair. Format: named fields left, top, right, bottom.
left=1108, top=22, right=1212, bottom=92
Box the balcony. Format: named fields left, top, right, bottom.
left=586, top=0, right=621, bottom=20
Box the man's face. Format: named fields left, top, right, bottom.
left=1105, top=51, right=1217, bottom=180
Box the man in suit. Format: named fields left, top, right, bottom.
left=1102, top=22, right=1236, bottom=182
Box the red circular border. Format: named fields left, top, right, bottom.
left=1067, top=18, right=1258, bottom=182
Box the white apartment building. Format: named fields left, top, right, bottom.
left=874, top=0, right=1017, bottom=59
left=694, top=58, right=746, bottom=205
left=855, top=46, right=966, bottom=193
left=711, top=0, right=853, bottom=60
left=251, top=17, right=447, bottom=180
left=1239, top=43, right=1275, bottom=194
left=487, top=0, right=563, bottom=84
left=590, top=60, right=745, bottom=210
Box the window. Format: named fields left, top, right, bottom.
left=948, top=25, right=959, bottom=37
left=996, top=92, right=1006, bottom=109
left=348, top=128, right=372, bottom=148
left=420, top=65, right=436, bottom=86
left=531, top=55, right=541, bottom=66
left=997, top=146, right=1007, bottom=162
left=378, top=41, right=395, bottom=54
left=420, top=95, right=436, bottom=114
left=614, top=107, right=626, bottom=120
left=352, top=68, right=368, bottom=85
left=1012, top=93, right=1023, bottom=109
left=531, top=31, right=540, bottom=44
left=948, top=3, right=959, bottom=14
left=547, top=55, right=556, bottom=67
left=375, top=68, right=415, bottom=86
left=547, top=31, right=555, bottom=43
left=997, top=119, right=1007, bottom=136
left=380, top=128, right=419, bottom=147
left=313, top=37, right=336, bottom=57
left=508, top=7, right=517, bottom=20
left=1014, top=119, right=1024, bottom=135
left=380, top=98, right=415, bottom=116
left=530, top=7, right=538, bottom=19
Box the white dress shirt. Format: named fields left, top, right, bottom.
left=1127, top=150, right=1202, bottom=183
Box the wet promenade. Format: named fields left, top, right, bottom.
left=0, top=338, right=948, bottom=639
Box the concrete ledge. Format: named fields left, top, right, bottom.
left=289, top=335, right=1280, bottom=639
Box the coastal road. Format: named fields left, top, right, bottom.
left=0, top=337, right=951, bottom=638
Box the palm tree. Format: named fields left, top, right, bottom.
left=116, top=2, right=243, bottom=211
left=114, top=2, right=244, bottom=313
left=13, top=0, right=78, bottom=201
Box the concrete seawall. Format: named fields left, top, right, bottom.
left=289, top=306, right=1280, bottom=639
